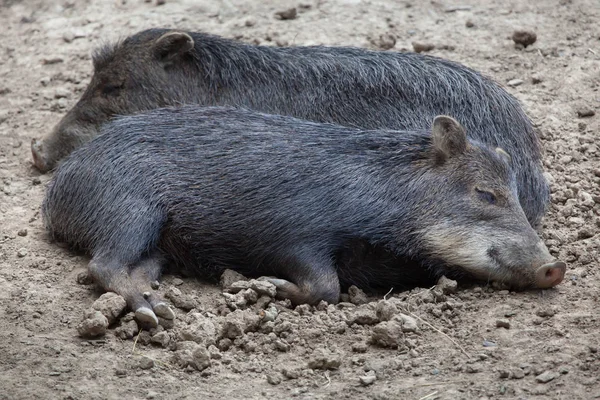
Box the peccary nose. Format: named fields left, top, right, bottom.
left=534, top=261, right=566, bottom=288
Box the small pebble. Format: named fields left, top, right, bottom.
left=139, top=355, right=154, bottom=370
left=172, top=278, right=184, bottom=286
left=76, top=271, right=94, bottom=285
left=511, top=368, right=525, bottom=379
left=17, top=229, right=27, bottom=237
left=412, top=42, right=435, bottom=53
left=465, top=20, right=475, bottom=28
left=266, top=373, right=282, bottom=385
left=496, top=319, right=510, bottom=329
left=507, top=79, right=524, bottom=87
left=275, top=8, right=297, bottom=20
left=352, top=342, right=368, bottom=353
left=512, top=30, right=537, bottom=47
left=535, top=370, right=559, bottom=383
left=359, top=371, right=377, bottom=386
left=577, top=107, right=595, bottom=118
left=17, top=248, right=28, bottom=257
left=347, top=285, right=369, bottom=305
left=437, top=276, right=458, bottom=294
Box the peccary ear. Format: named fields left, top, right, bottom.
left=495, top=147, right=512, bottom=164
left=153, top=32, right=194, bottom=60
left=431, top=115, right=467, bottom=162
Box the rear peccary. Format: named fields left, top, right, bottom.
left=32, top=28, right=549, bottom=229
left=42, top=107, right=566, bottom=327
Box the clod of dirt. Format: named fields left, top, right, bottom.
left=370, top=33, right=396, bottom=50
left=75, top=270, right=94, bottom=285
left=259, top=306, right=278, bottom=322
left=496, top=319, right=510, bottom=329
left=151, top=331, right=170, bottom=348
left=266, top=373, right=282, bottom=385
left=138, top=355, right=154, bottom=370
left=576, top=107, right=595, bottom=118
left=511, top=368, right=525, bottom=379
left=77, top=310, right=108, bottom=338
left=17, top=228, right=27, bottom=237
left=228, top=279, right=277, bottom=297
left=371, top=320, right=404, bottom=348
left=171, top=278, right=184, bottom=286
left=275, top=8, right=297, bottom=20
left=437, top=276, right=458, bottom=294
left=179, top=313, right=217, bottom=346
left=532, top=75, right=543, bottom=84
left=375, top=300, right=397, bottom=321
left=359, top=371, right=377, bottom=386
left=307, top=348, right=342, bottom=370
left=535, top=370, right=559, bottom=383
left=220, top=269, right=248, bottom=290
left=351, top=342, right=368, bottom=353
left=165, top=287, right=196, bottom=311
left=507, top=79, right=524, bottom=87
left=16, top=248, right=28, bottom=257
left=115, top=316, right=139, bottom=339
left=348, top=305, right=379, bottom=325
left=92, top=292, right=127, bottom=324
left=223, top=288, right=258, bottom=309
left=172, top=341, right=211, bottom=371
left=412, top=42, right=435, bottom=53
left=535, top=308, right=556, bottom=318
left=512, top=30, right=537, bottom=47
left=348, top=285, right=369, bottom=305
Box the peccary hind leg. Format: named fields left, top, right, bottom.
left=88, top=251, right=174, bottom=327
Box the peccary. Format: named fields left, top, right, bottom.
left=42, top=107, right=566, bottom=327
left=32, top=28, right=549, bottom=228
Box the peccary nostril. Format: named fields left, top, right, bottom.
left=535, top=261, right=567, bottom=288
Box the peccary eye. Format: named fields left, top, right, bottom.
left=102, top=82, right=124, bottom=96
left=475, top=187, right=497, bottom=205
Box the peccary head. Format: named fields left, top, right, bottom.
left=32, top=30, right=197, bottom=172
left=413, top=116, right=565, bottom=289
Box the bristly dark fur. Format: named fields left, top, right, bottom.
left=40, top=28, right=548, bottom=229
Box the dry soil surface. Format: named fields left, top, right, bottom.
left=0, top=0, right=599, bottom=399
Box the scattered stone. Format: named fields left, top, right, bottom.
left=76, top=271, right=94, bottom=285
left=165, top=287, right=196, bottom=311
left=466, top=364, right=482, bottom=373
left=274, top=339, right=290, bottom=352
left=245, top=17, right=256, bottom=27
left=77, top=310, right=108, bottom=338
left=92, top=292, right=127, bottom=324
left=138, top=355, right=154, bottom=370
left=482, top=340, right=497, bottom=347
left=512, top=30, right=537, bottom=47
left=445, top=5, right=472, bottom=12
left=359, top=371, right=377, bottom=386
left=511, top=368, right=525, bottom=379
left=220, top=269, right=248, bottom=290
left=412, top=42, right=435, bottom=53
left=496, top=319, right=511, bottom=329
left=282, top=366, right=301, bottom=379
left=577, top=107, right=595, bottom=118
left=437, top=276, right=458, bottom=294
left=465, top=20, right=475, bottom=28
left=536, top=370, right=559, bottom=383
left=531, top=75, right=543, bottom=84
left=507, top=79, right=524, bottom=87
left=17, top=229, right=27, bottom=237
left=535, top=308, right=556, bottom=318
left=208, top=345, right=222, bottom=359
left=266, top=373, right=282, bottom=385
left=42, top=57, right=64, bottom=65
left=397, top=313, right=418, bottom=333
left=172, top=278, right=184, bottom=286
left=17, top=248, right=28, bottom=257
left=275, top=8, right=297, bottom=20
left=499, top=369, right=510, bottom=379
left=348, top=285, right=369, bottom=305
left=151, top=331, right=171, bottom=348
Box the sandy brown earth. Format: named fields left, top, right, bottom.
left=0, top=0, right=599, bottom=399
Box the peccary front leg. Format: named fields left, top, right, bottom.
left=88, top=252, right=173, bottom=328
left=262, top=249, right=341, bottom=305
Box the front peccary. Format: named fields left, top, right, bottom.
left=42, top=107, right=565, bottom=327
left=32, top=28, right=548, bottom=229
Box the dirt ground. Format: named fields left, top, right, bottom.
left=0, top=0, right=599, bottom=399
